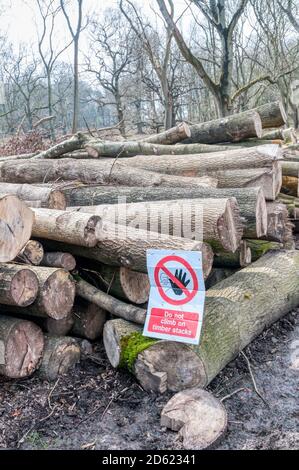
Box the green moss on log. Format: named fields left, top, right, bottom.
left=120, top=332, right=157, bottom=371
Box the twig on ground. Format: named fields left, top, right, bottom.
left=240, top=351, right=269, bottom=407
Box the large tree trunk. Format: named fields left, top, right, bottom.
left=63, top=186, right=267, bottom=239
left=38, top=335, right=80, bottom=381
left=141, top=122, right=191, bottom=144
left=0, top=316, right=44, bottom=378
left=0, top=263, right=39, bottom=306
left=71, top=299, right=107, bottom=340
left=3, top=266, right=76, bottom=320
left=0, top=183, right=66, bottom=209
left=41, top=222, right=214, bottom=276
left=187, top=110, right=262, bottom=144
left=253, top=101, right=287, bottom=129
left=31, top=208, right=101, bottom=247
left=68, top=197, right=244, bottom=253
left=15, top=240, right=44, bottom=266
left=41, top=252, right=76, bottom=271
left=79, top=262, right=150, bottom=305
left=0, top=195, right=34, bottom=262
left=76, top=279, right=146, bottom=325
left=121, top=144, right=282, bottom=175
left=103, top=250, right=299, bottom=392
left=0, top=159, right=216, bottom=189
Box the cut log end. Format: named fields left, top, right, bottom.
left=10, top=269, right=39, bottom=307
left=72, top=301, right=107, bottom=340
left=1, top=318, right=44, bottom=378
left=48, top=190, right=67, bottom=210
left=255, top=188, right=268, bottom=237
left=239, top=240, right=252, bottom=267
left=16, top=240, right=44, bottom=266
left=119, top=267, right=150, bottom=304
left=253, top=112, right=263, bottom=139
left=42, top=252, right=76, bottom=271
left=41, top=270, right=75, bottom=319
left=39, top=336, right=81, bottom=381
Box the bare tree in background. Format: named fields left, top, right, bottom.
left=278, top=0, right=299, bottom=33
left=60, top=0, right=84, bottom=133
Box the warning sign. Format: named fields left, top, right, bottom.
left=143, top=250, right=205, bottom=345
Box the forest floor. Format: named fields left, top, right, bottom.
left=0, top=307, right=298, bottom=451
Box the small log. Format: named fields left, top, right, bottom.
left=161, top=389, right=227, bottom=450
left=0, top=263, right=39, bottom=307
left=63, top=186, right=267, bottom=239
left=104, top=250, right=299, bottom=392
left=0, top=315, right=44, bottom=378
left=0, top=195, right=34, bottom=262
left=15, top=240, right=44, bottom=266
left=246, top=239, right=282, bottom=262
left=32, top=208, right=101, bottom=247
left=141, top=122, right=191, bottom=144
left=76, top=279, right=146, bottom=325
left=0, top=158, right=217, bottom=189
left=123, top=144, right=282, bottom=175
left=0, top=183, right=66, bottom=209
left=282, top=161, right=299, bottom=178
left=187, top=110, right=262, bottom=143
left=205, top=268, right=237, bottom=289
left=253, top=101, right=287, bottom=128
left=41, top=252, right=76, bottom=271
left=38, top=335, right=80, bottom=381
left=281, top=175, right=299, bottom=197
left=69, top=197, right=244, bottom=252
left=72, top=299, right=107, bottom=340
left=4, top=266, right=76, bottom=320
left=41, top=223, right=214, bottom=276
left=34, top=133, right=86, bottom=159
left=213, top=240, right=252, bottom=268
left=263, top=128, right=297, bottom=144
left=45, top=315, right=75, bottom=336
left=263, top=202, right=290, bottom=243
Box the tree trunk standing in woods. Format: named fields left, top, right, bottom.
left=60, top=0, right=83, bottom=134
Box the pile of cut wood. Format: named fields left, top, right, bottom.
left=0, top=100, right=299, bottom=392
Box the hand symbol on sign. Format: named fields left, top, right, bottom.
left=169, top=269, right=190, bottom=295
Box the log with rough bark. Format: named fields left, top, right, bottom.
left=69, top=197, right=244, bottom=253
left=0, top=316, right=44, bottom=378
left=41, top=222, right=214, bottom=276
left=141, top=122, right=191, bottom=144
left=246, top=239, right=281, bottom=262
left=85, top=140, right=233, bottom=158
left=32, top=208, right=101, bottom=247
left=282, top=161, right=299, bottom=178
left=15, top=240, right=44, bottom=266
left=253, top=101, right=287, bottom=129
left=0, top=183, right=66, bottom=209
left=71, top=299, right=107, bottom=340
left=281, top=176, right=299, bottom=197
left=63, top=186, right=267, bottom=239
left=123, top=144, right=281, bottom=176
left=0, top=263, right=39, bottom=307
left=38, top=335, right=80, bottom=381
left=213, top=240, right=252, bottom=268
left=0, top=158, right=217, bottom=189
left=34, top=133, right=87, bottom=159
left=186, top=110, right=262, bottom=144
left=4, top=266, right=76, bottom=320
left=79, top=262, right=150, bottom=304
left=41, top=252, right=76, bottom=271
left=0, top=195, right=34, bottom=262
left=263, top=127, right=297, bottom=144
left=103, top=250, right=299, bottom=392
left=76, top=279, right=146, bottom=325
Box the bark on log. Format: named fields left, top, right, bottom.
left=0, top=183, right=66, bottom=209
left=4, top=266, right=76, bottom=319
left=71, top=299, right=107, bottom=340
left=15, top=240, right=44, bottom=266
left=103, top=250, right=299, bottom=392
left=45, top=315, right=75, bottom=336
left=213, top=240, right=252, bottom=268
left=32, top=208, right=101, bottom=247
left=0, top=315, right=44, bottom=378
left=41, top=222, right=214, bottom=276
left=205, top=268, right=237, bottom=289
left=69, top=197, right=244, bottom=253
left=263, top=128, right=297, bottom=144
left=41, top=252, right=76, bottom=271
left=253, top=101, right=287, bottom=128
left=38, top=335, right=80, bottom=381
left=187, top=110, right=262, bottom=144
left=281, top=176, right=299, bottom=197
left=0, top=159, right=217, bottom=189
left=141, top=122, right=191, bottom=144
left=246, top=239, right=281, bottom=262
left=76, top=279, right=146, bottom=325
left=34, top=133, right=86, bottom=159
left=0, top=195, right=34, bottom=262
left=79, top=262, right=150, bottom=304
left=123, top=144, right=281, bottom=176
left=63, top=186, right=267, bottom=239
left=0, top=263, right=39, bottom=306
left=282, top=161, right=299, bottom=177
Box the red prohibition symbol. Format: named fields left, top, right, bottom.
left=154, top=255, right=198, bottom=306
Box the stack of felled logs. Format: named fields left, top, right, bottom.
left=0, top=100, right=298, bottom=392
